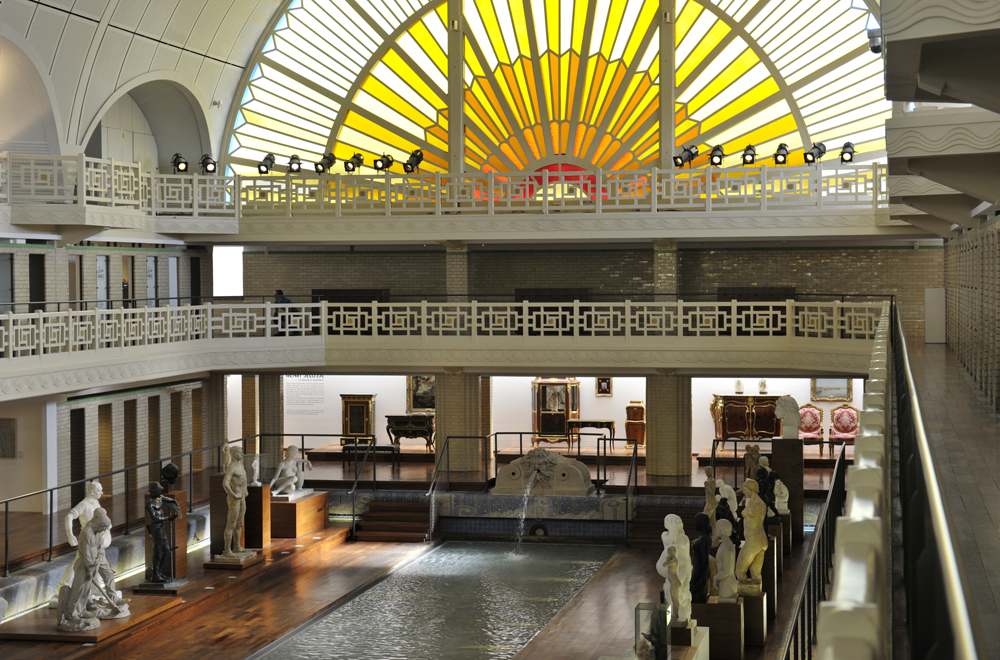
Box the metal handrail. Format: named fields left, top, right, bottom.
left=624, top=440, right=640, bottom=546
left=347, top=442, right=378, bottom=540
left=894, top=310, right=978, bottom=659
left=779, top=444, right=847, bottom=659
left=425, top=437, right=451, bottom=543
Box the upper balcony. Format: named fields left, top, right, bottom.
left=0, top=298, right=886, bottom=403
left=0, top=153, right=922, bottom=245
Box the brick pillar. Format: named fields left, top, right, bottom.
left=646, top=372, right=692, bottom=476
left=480, top=376, right=493, bottom=438
left=435, top=372, right=482, bottom=471
left=258, top=374, right=284, bottom=469
left=203, top=372, right=227, bottom=468
left=242, top=375, right=259, bottom=442
left=443, top=241, right=469, bottom=300
left=653, top=239, right=678, bottom=299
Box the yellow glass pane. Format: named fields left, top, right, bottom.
left=509, top=0, right=531, bottom=56
left=380, top=50, right=446, bottom=108
left=677, top=21, right=730, bottom=86
left=473, top=0, right=510, bottom=63
left=624, top=1, right=659, bottom=64
left=407, top=22, right=448, bottom=77
left=674, top=1, right=703, bottom=46
left=687, top=48, right=759, bottom=115
left=600, top=0, right=629, bottom=59
left=700, top=78, right=780, bottom=133
left=572, top=0, right=588, bottom=53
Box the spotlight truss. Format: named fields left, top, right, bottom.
left=315, top=153, right=335, bottom=174
left=258, top=153, right=276, bottom=175
left=374, top=154, right=394, bottom=173
left=344, top=153, right=363, bottom=173
left=288, top=155, right=302, bottom=173
left=709, top=145, right=725, bottom=167
left=741, top=145, right=756, bottom=166
left=199, top=154, right=216, bottom=174
left=673, top=145, right=699, bottom=168
left=403, top=149, right=424, bottom=174
left=171, top=153, right=188, bottom=173
left=840, top=142, right=855, bottom=163
left=773, top=143, right=789, bottom=165
left=804, top=143, right=826, bottom=164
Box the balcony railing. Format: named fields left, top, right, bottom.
left=0, top=299, right=886, bottom=360
left=0, top=152, right=888, bottom=220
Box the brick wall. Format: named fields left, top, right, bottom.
left=435, top=373, right=482, bottom=471
left=678, top=246, right=943, bottom=340
left=646, top=373, right=692, bottom=476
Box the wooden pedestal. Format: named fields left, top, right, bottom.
left=766, top=523, right=784, bottom=576
left=762, top=536, right=778, bottom=620
left=691, top=597, right=744, bottom=660
left=210, top=474, right=243, bottom=556
left=244, top=484, right=271, bottom=549
left=0, top=595, right=182, bottom=643
left=144, top=489, right=187, bottom=581
left=204, top=551, right=266, bottom=571
left=779, top=512, right=793, bottom=554
left=271, top=491, right=328, bottom=538
left=742, top=593, right=767, bottom=647
left=671, top=619, right=698, bottom=646
left=771, top=439, right=804, bottom=542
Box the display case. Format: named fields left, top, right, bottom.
left=530, top=377, right=580, bottom=445
left=341, top=394, right=376, bottom=444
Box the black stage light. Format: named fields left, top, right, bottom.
left=403, top=149, right=424, bottom=173
left=315, top=153, right=335, bottom=174
left=840, top=142, right=855, bottom=163
left=199, top=154, right=216, bottom=174
left=344, top=153, right=363, bottom=173
left=741, top=145, right=756, bottom=166
left=373, top=154, right=394, bottom=173
left=773, top=143, right=789, bottom=165
left=258, top=153, right=276, bottom=174
left=171, top=153, right=188, bottom=173
left=288, top=155, right=302, bottom=173
left=673, top=145, right=699, bottom=168
left=804, top=142, right=826, bottom=164
left=709, top=145, right=725, bottom=167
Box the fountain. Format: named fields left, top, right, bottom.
left=492, top=448, right=595, bottom=497
left=514, top=470, right=539, bottom=553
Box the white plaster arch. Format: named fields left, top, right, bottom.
left=0, top=32, right=64, bottom=154
left=80, top=72, right=215, bottom=173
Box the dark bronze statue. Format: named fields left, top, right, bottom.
left=146, top=482, right=180, bottom=583
left=160, top=462, right=180, bottom=486
left=689, top=512, right=712, bottom=604
left=715, top=496, right=741, bottom=550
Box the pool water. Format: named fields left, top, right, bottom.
left=258, top=542, right=619, bottom=660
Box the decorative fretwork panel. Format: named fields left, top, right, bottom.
left=476, top=305, right=523, bottom=337
left=734, top=304, right=788, bottom=338
left=526, top=305, right=574, bottom=337
left=681, top=303, right=733, bottom=337
left=426, top=306, right=473, bottom=337
left=628, top=304, right=680, bottom=337
left=324, top=306, right=374, bottom=337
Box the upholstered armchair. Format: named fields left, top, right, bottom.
left=829, top=403, right=861, bottom=445
left=798, top=403, right=825, bottom=454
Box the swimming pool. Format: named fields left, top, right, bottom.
left=257, top=542, right=619, bottom=660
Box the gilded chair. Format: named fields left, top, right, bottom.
left=798, top=403, right=825, bottom=454
left=829, top=403, right=861, bottom=445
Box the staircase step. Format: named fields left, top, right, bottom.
left=357, top=521, right=429, bottom=532
left=363, top=511, right=430, bottom=522
left=354, top=530, right=427, bottom=543
left=365, top=502, right=430, bottom=512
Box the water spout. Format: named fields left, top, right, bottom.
left=514, top=470, right=539, bottom=553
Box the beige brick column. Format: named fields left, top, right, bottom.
left=434, top=372, right=482, bottom=472
left=443, top=241, right=469, bottom=299
left=653, top=239, right=678, bottom=299
left=646, top=372, right=692, bottom=476
left=258, top=374, right=284, bottom=469
left=203, top=372, right=227, bottom=469
left=480, top=376, right=493, bottom=438
left=242, top=375, right=259, bottom=442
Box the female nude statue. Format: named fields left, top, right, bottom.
left=735, top=479, right=768, bottom=595
left=270, top=446, right=313, bottom=495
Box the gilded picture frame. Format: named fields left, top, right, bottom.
left=811, top=378, right=853, bottom=402
left=406, top=375, right=436, bottom=413
left=0, top=419, right=14, bottom=459
left=596, top=377, right=613, bottom=397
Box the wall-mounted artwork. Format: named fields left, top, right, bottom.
left=407, top=376, right=436, bottom=413
left=811, top=378, right=853, bottom=402
left=596, top=377, right=613, bottom=397
left=0, top=419, right=14, bottom=458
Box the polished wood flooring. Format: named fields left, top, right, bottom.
left=908, top=343, right=1000, bottom=659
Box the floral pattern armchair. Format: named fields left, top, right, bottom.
left=799, top=403, right=825, bottom=454
left=829, top=403, right=861, bottom=445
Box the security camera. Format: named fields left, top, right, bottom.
left=868, top=28, right=882, bottom=54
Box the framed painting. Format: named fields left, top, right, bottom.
left=406, top=375, right=436, bottom=413
left=596, top=377, right=613, bottom=397
left=811, top=378, right=853, bottom=402
left=0, top=419, right=14, bottom=458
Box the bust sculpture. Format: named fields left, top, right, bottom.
left=758, top=455, right=771, bottom=473
left=655, top=514, right=692, bottom=624
left=689, top=513, right=712, bottom=605
left=718, top=483, right=739, bottom=523
left=216, top=446, right=255, bottom=562
left=735, top=479, right=768, bottom=596
left=57, top=508, right=129, bottom=631
left=160, top=462, right=180, bottom=486
left=743, top=444, right=761, bottom=481
left=51, top=481, right=116, bottom=607
left=702, top=466, right=718, bottom=528
left=713, top=519, right=739, bottom=603
left=270, top=445, right=313, bottom=495
left=775, top=395, right=801, bottom=439
left=714, top=496, right=741, bottom=550
left=774, top=476, right=790, bottom=515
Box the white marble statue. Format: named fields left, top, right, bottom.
left=775, top=395, right=801, bottom=439
left=249, top=454, right=262, bottom=487
left=713, top=519, right=739, bottom=603
left=0, top=596, right=7, bottom=623
left=56, top=508, right=129, bottom=632
left=774, top=478, right=790, bottom=515
left=49, top=482, right=116, bottom=607
left=702, top=466, right=718, bottom=528
left=655, top=514, right=692, bottom=625
left=215, top=446, right=255, bottom=562
left=758, top=456, right=771, bottom=473
left=270, top=445, right=313, bottom=495
left=719, top=483, right=739, bottom=523
left=735, top=479, right=768, bottom=596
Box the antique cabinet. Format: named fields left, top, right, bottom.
left=625, top=400, right=646, bottom=447
left=709, top=394, right=783, bottom=440
left=386, top=414, right=435, bottom=448
left=341, top=394, right=376, bottom=444
left=531, top=377, right=580, bottom=445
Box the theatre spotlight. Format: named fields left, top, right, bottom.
left=673, top=145, right=699, bottom=168
left=344, top=153, right=364, bottom=173
left=741, top=145, right=756, bottom=166
left=773, top=143, right=789, bottom=165
left=709, top=145, right=725, bottom=167
left=403, top=149, right=424, bottom=173
left=258, top=153, right=276, bottom=174
left=373, top=154, right=394, bottom=173
left=804, top=142, right=826, bottom=164
left=840, top=142, right=855, bottom=163
left=315, top=153, right=335, bottom=174
left=171, top=153, right=188, bottom=173
left=199, top=154, right=217, bottom=174
left=287, top=155, right=302, bottom=173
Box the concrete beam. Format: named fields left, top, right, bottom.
left=900, top=194, right=982, bottom=229
left=906, top=154, right=1000, bottom=205
left=896, top=214, right=961, bottom=238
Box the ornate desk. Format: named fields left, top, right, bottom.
left=709, top=394, right=784, bottom=440
left=566, top=419, right=616, bottom=446
left=385, top=414, right=435, bottom=448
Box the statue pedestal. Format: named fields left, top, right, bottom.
left=762, top=536, right=778, bottom=620
left=209, top=473, right=243, bottom=556
left=779, top=512, right=793, bottom=554
left=771, top=439, right=804, bottom=542
left=670, top=619, right=698, bottom=647
left=204, top=551, right=265, bottom=571
left=245, top=485, right=271, bottom=549
left=742, top=593, right=767, bottom=647
left=766, top=522, right=784, bottom=576
left=691, top=597, right=744, bottom=660
left=144, top=489, right=187, bottom=582
left=271, top=491, right=328, bottom=538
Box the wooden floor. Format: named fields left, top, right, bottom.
left=908, top=343, right=1000, bottom=658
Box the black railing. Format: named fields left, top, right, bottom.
left=425, top=437, right=451, bottom=543
left=779, top=443, right=847, bottom=659
left=624, top=440, right=640, bottom=546
left=894, top=310, right=978, bottom=659
left=348, top=442, right=377, bottom=540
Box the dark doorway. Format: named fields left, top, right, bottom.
left=70, top=409, right=86, bottom=503
left=190, top=257, right=201, bottom=306
left=515, top=288, right=592, bottom=302
left=717, top=286, right=795, bottom=302
left=148, top=396, right=161, bottom=483
left=28, top=254, right=45, bottom=312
